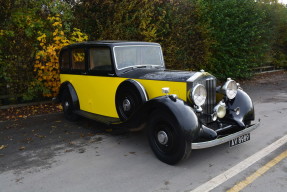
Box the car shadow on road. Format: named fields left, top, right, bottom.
left=0, top=111, right=255, bottom=175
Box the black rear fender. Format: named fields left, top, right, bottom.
left=58, top=82, right=80, bottom=110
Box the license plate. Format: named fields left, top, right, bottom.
left=229, top=133, right=250, bottom=147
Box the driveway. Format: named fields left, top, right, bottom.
left=0, top=71, right=286, bottom=192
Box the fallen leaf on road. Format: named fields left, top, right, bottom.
left=24, top=137, right=33, bottom=143
left=15, top=177, right=24, bottom=183
left=0, top=145, right=7, bottom=150
left=34, top=134, right=46, bottom=138
left=78, top=148, right=85, bottom=153
left=19, top=146, right=25, bottom=150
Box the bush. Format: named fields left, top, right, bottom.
left=0, top=0, right=81, bottom=101
left=72, top=0, right=213, bottom=71
left=29, top=16, right=87, bottom=99
left=1, top=0, right=287, bottom=104
left=200, top=0, right=274, bottom=79
left=72, top=0, right=287, bottom=79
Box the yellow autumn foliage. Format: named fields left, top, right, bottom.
left=34, top=16, right=88, bottom=97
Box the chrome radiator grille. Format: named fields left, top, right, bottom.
left=203, top=77, right=216, bottom=122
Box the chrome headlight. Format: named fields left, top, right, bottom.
left=189, top=84, right=207, bottom=106
left=222, top=78, right=238, bottom=100
left=214, top=101, right=226, bottom=119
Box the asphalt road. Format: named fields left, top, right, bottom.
left=0, top=72, right=286, bottom=192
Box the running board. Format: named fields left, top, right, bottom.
left=74, top=110, right=121, bottom=125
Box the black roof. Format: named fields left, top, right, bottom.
left=62, top=41, right=160, bottom=49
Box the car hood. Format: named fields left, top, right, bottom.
left=118, top=69, right=198, bottom=82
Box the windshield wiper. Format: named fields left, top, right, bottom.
left=122, top=65, right=161, bottom=73
left=135, top=65, right=162, bottom=69
left=135, top=65, right=147, bottom=68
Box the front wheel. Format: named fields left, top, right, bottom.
left=116, top=83, right=145, bottom=121
left=147, top=110, right=191, bottom=165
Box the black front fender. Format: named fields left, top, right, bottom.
left=112, top=95, right=200, bottom=143
left=225, top=89, right=255, bottom=127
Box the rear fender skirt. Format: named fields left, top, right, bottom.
left=59, top=82, right=80, bottom=110
left=112, top=96, right=200, bottom=142
left=224, top=89, right=254, bottom=127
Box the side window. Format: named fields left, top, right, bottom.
left=61, top=50, right=70, bottom=70
left=72, top=49, right=85, bottom=70
left=89, top=47, right=112, bottom=72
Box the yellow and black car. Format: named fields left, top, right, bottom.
left=58, top=41, right=259, bottom=164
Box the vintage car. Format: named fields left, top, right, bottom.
left=57, top=41, right=259, bottom=164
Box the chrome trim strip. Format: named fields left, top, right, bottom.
left=191, top=123, right=260, bottom=149
left=129, top=79, right=148, bottom=102
left=186, top=72, right=203, bottom=82
left=203, top=77, right=216, bottom=123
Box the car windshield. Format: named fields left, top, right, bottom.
left=113, top=45, right=164, bottom=70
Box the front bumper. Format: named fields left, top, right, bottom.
left=191, top=122, right=260, bottom=149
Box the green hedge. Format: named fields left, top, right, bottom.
left=72, top=0, right=287, bottom=79
left=1, top=0, right=287, bottom=102
left=200, top=0, right=273, bottom=79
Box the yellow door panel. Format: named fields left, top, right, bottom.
left=61, top=74, right=126, bottom=118
left=60, top=74, right=187, bottom=118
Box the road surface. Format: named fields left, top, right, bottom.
left=0, top=72, right=286, bottom=192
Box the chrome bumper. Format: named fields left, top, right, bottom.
left=191, top=123, right=260, bottom=149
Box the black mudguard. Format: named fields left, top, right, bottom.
left=111, top=95, right=200, bottom=143
left=224, top=89, right=255, bottom=127
left=58, top=82, right=80, bottom=110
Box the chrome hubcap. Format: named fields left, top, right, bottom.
left=123, top=99, right=131, bottom=112
left=157, top=131, right=168, bottom=145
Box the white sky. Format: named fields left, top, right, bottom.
left=279, top=0, right=287, bottom=4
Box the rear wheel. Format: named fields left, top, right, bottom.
left=147, top=110, right=191, bottom=165
left=61, top=89, right=79, bottom=121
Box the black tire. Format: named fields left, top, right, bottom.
left=244, top=120, right=252, bottom=127
left=147, top=110, right=191, bottom=165
left=61, top=88, right=79, bottom=121
left=116, top=83, right=145, bottom=121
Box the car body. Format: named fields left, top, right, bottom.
left=57, top=41, right=259, bottom=164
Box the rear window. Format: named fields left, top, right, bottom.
left=72, top=49, right=85, bottom=70
left=61, top=50, right=70, bottom=70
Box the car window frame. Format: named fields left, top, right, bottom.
left=70, top=47, right=88, bottom=74
left=59, top=48, right=71, bottom=73
left=113, top=45, right=165, bottom=71
left=87, top=45, right=115, bottom=76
